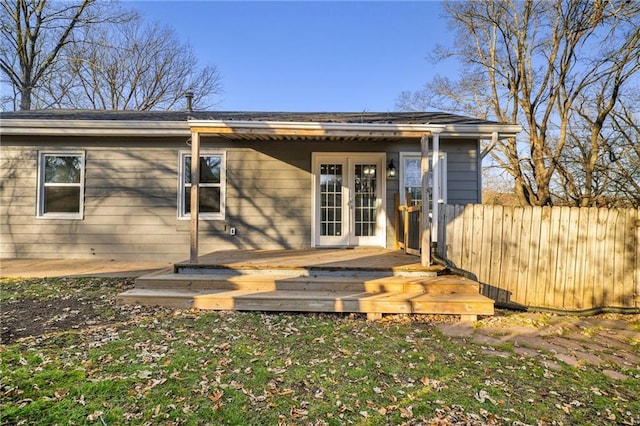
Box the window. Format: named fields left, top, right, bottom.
left=37, top=152, right=85, bottom=219
left=399, top=152, right=447, bottom=206
left=178, top=152, right=225, bottom=220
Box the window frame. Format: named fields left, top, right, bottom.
left=178, top=151, right=226, bottom=220
left=36, top=151, right=85, bottom=219
left=399, top=152, right=447, bottom=206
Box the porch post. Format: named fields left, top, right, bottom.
left=420, top=134, right=431, bottom=266
left=431, top=130, right=442, bottom=248
left=189, top=131, right=200, bottom=263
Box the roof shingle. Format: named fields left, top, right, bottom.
left=0, top=109, right=501, bottom=125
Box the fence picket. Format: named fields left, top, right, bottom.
left=584, top=207, right=599, bottom=307
left=535, top=206, right=551, bottom=308
left=573, top=207, right=590, bottom=309
left=451, top=204, right=464, bottom=267
left=566, top=207, right=581, bottom=309
left=636, top=208, right=640, bottom=309
left=472, top=205, right=486, bottom=285
left=627, top=209, right=637, bottom=307
left=613, top=209, right=626, bottom=307
left=498, top=206, right=514, bottom=304
left=462, top=205, right=474, bottom=272
left=603, top=209, right=618, bottom=306
left=526, top=207, right=542, bottom=307
left=489, top=205, right=504, bottom=301
left=544, top=207, right=560, bottom=307
left=509, top=207, right=525, bottom=304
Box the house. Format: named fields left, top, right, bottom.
left=1, top=110, right=521, bottom=264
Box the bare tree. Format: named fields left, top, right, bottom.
left=45, top=18, right=222, bottom=110
left=601, top=100, right=640, bottom=207
left=1, top=0, right=221, bottom=111
left=0, top=0, right=133, bottom=110
left=398, top=0, right=640, bottom=207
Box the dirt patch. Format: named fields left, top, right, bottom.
left=1, top=296, right=134, bottom=344
left=0, top=277, right=141, bottom=344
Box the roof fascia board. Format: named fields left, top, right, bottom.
left=188, top=118, right=445, bottom=132
left=442, top=124, right=522, bottom=139
left=0, top=119, right=190, bottom=137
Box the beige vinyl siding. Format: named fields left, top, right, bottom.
left=2, top=135, right=482, bottom=261
left=222, top=143, right=311, bottom=252
left=2, top=139, right=181, bottom=260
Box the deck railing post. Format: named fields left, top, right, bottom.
left=404, top=206, right=410, bottom=251
left=420, top=134, right=431, bottom=266
left=394, top=193, right=400, bottom=249
left=189, top=131, right=200, bottom=264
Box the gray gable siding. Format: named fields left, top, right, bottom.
left=1, top=135, right=481, bottom=261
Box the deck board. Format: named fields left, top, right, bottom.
left=176, top=249, right=444, bottom=273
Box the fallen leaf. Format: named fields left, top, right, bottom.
left=400, top=406, right=413, bottom=419
left=474, top=390, right=496, bottom=404
left=208, top=389, right=224, bottom=402
left=87, top=410, right=103, bottom=422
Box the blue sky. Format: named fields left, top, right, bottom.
left=130, top=1, right=455, bottom=112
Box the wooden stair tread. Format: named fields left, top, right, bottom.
left=118, top=288, right=493, bottom=305
left=135, top=274, right=480, bottom=294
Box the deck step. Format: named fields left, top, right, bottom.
left=135, top=273, right=479, bottom=294
left=116, top=288, right=494, bottom=316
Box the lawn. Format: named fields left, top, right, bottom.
left=1, top=277, right=639, bottom=425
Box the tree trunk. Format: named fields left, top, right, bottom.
left=19, top=86, right=31, bottom=110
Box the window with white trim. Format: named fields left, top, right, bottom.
left=399, top=152, right=447, bottom=206
left=37, top=152, right=85, bottom=219
left=178, top=152, right=225, bottom=220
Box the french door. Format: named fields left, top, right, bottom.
left=313, top=153, right=386, bottom=247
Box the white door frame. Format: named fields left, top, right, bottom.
left=311, top=152, right=387, bottom=248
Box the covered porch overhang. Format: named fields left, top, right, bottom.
left=186, top=118, right=521, bottom=266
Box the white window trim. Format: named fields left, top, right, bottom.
left=178, top=151, right=226, bottom=220
left=36, top=151, right=85, bottom=219
left=399, top=152, right=447, bottom=206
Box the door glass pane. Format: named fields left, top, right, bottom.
left=354, top=164, right=377, bottom=237
left=320, top=164, right=342, bottom=236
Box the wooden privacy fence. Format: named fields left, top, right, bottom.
left=438, top=205, right=640, bottom=311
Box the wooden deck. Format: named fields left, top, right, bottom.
left=117, top=249, right=494, bottom=321
left=174, top=248, right=439, bottom=273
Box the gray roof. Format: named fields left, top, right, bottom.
left=0, top=109, right=501, bottom=126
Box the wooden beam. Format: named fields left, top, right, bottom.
left=421, top=135, right=431, bottom=266
left=189, top=126, right=429, bottom=139
left=431, top=131, right=441, bottom=246
left=189, top=131, right=200, bottom=263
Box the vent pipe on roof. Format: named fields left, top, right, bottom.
left=185, top=91, right=194, bottom=112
